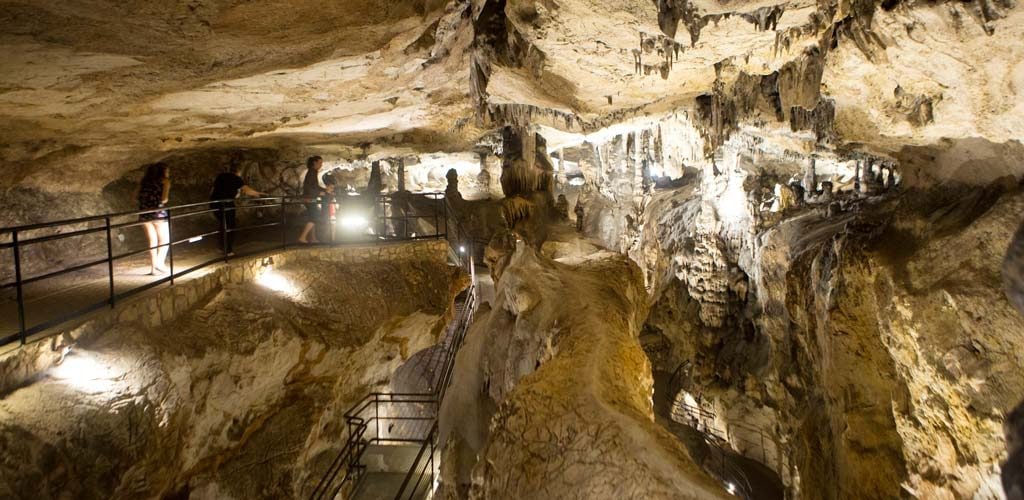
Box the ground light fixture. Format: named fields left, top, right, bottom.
left=459, top=245, right=466, bottom=253
left=256, top=269, right=301, bottom=297
left=340, top=214, right=368, bottom=230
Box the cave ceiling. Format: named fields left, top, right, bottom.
left=0, top=0, right=1021, bottom=191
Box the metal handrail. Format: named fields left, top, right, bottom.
left=1, top=192, right=466, bottom=348
left=394, top=421, right=438, bottom=500
left=309, top=281, right=478, bottom=500
left=672, top=398, right=789, bottom=491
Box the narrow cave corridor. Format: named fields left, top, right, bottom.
left=1, top=1, right=1024, bottom=499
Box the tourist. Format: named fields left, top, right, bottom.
left=138, top=162, right=171, bottom=275
left=298, top=155, right=333, bottom=244
left=210, top=162, right=266, bottom=256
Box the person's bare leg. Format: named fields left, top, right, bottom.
left=155, top=220, right=170, bottom=272
left=298, top=221, right=314, bottom=243
left=309, top=221, right=320, bottom=243
left=143, top=222, right=159, bottom=274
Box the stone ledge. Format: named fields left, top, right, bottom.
left=0, top=238, right=450, bottom=395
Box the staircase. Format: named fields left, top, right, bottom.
left=310, top=278, right=477, bottom=500
left=350, top=444, right=434, bottom=500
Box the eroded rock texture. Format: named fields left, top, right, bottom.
left=1, top=0, right=1024, bottom=498
left=631, top=172, right=1024, bottom=498
left=442, top=241, right=728, bottom=498
left=0, top=253, right=462, bottom=499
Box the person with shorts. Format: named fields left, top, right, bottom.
left=137, top=162, right=171, bottom=274
left=298, top=156, right=332, bottom=244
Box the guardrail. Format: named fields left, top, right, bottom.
left=0, top=192, right=466, bottom=349
left=674, top=400, right=789, bottom=473
left=310, top=282, right=478, bottom=500
left=672, top=397, right=793, bottom=498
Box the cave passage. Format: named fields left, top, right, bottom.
left=1, top=1, right=1023, bottom=499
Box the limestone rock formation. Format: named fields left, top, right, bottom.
left=441, top=240, right=729, bottom=498
left=0, top=251, right=462, bottom=499
left=1, top=0, right=1024, bottom=498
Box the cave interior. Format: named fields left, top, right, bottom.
left=1, top=0, right=1024, bottom=499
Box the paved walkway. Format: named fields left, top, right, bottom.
left=0, top=236, right=237, bottom=345
left=0, top=227, right=443, bottom=349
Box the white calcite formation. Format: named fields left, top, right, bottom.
left=617, top=151, right=1024, bottom=498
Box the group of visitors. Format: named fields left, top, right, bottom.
left=135, top=156, right=331, bottom=275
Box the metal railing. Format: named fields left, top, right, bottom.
left=673, top=399, right=789, bottom=476
left=672, top=397, right=796, bottom=498
left=310, top=283, right=478, bottom=500
left=395, top=421, right=438, bottom=500
left=0, top=192, right=459, bottom=348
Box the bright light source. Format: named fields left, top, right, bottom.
left=340, top=214, right=368, bottom=229
left=188, top=236, right=203, bottom=243
left=568, top=177, right=585, bottom=186
left=346, top=190, right=359, bottom=196
left=256, top=270, right=300, bottom=297
left=51, top=352, right=120, bottom=393
left=459, top=246, right=466, bottom=254
left=717, top=180, right=749, bottom=222
left=726, top=482, right=736, bottom=495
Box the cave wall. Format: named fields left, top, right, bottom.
left=633, top=166, right=1024, bottom=498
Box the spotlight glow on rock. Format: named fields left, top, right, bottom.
left=51, top=352, right=120, bottom=393
left=256, top=270, right=300, bottom=297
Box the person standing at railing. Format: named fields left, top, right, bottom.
left=210, top=162, right=266, bottom=256
left=298, top=155, right=333, bottom=244
left=137, top=162, right=171, bottom=275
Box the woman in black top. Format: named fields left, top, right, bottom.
left=137, top=162, right=171, bottom=275
left=298, top=156, right=332, bottom=244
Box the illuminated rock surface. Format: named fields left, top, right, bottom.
left=0, top=251, right=460, bottom=499
left=1, top=0, right=1024, bottom=498
left=442, top=239, right=729, bottom=498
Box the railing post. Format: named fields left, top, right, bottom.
left=219, top=203, right=229, bottom=261
left=280, top=199, right=287, bottom=250
left=330, top=199, right=336, bottom=245
left=105, top=217, right=115, bottom=307
left=167, top=211, right=174, bottom=285
left=12, top=230, right=26, bottom=344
